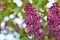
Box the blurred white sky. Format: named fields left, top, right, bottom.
left=0, top=0, right=56, bottom=40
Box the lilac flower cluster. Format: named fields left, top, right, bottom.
left=24, top=3, right=46, bottom=40
left=47, top=2, right=60, bottom=40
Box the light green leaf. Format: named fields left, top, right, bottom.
left=21, top=37, right=30, bottom=40
left=58, top=0, right=60, bottom=3
left=31, top=37, right=36, bottom=40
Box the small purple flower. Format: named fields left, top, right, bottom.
left=2, top=7, right=7, bottom=11
left=0, top=2, right=3, bottom=6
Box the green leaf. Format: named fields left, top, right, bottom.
left=43, top=21, right=47, bottom=25
left=43, top=21, right=48, bottom=33
left=44, top=36, right=49, bottom=40
left=21, top=11, right=26, bottom=18
left=50, top=37, right=55, bottom=40
left=2, top=7, right=13, bottom=17
left=32, top=0, right=48, bottom=10
left=38, top=0, right=48, bottom=8
left=0, top=0, right=8, bottom=2
left=31, top=37, right=36, bottom=40
left=13, top=7, right=19, bottom=13
left=32, top=0, right=39, bottom=5
left=58, top=0, right=60, bottom=3
left=33, top=0, right=48, bottom=13
left=13, top=7, right=20, bottom=18
left=43, top=9, right=48, bottom=16
left=20, top=29, right=27, bottom=38
left=0, top=14, right=3, bottom=24
left=21, top=37, right=30, bottom=40
left=6, top=2, right=17, bottom=9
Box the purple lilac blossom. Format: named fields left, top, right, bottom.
left=24, top=2, right=46, bottom=40
left=47, top=2, right=60, bottom=40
